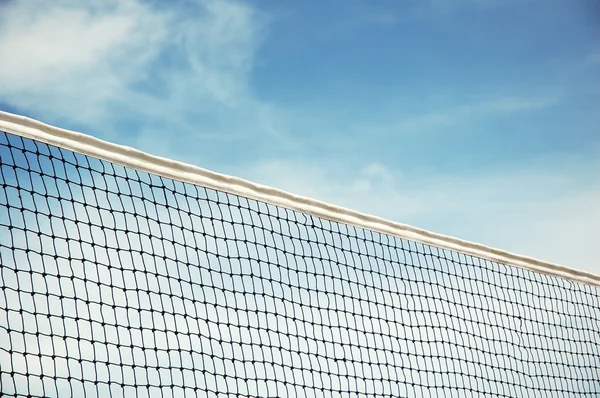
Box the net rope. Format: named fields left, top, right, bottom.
left=1, top=130, right=599, bottom=397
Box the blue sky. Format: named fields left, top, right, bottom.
left=0, top=0, right=598, bottom=272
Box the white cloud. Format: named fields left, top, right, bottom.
left=0, top=0, right=266, bottom=128
left=0, top=0, right=168, bottom=120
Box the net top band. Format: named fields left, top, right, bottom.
left=1, top=110, right=598, bottom=287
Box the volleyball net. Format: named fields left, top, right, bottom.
left=0, top=112, right=599, bottom=397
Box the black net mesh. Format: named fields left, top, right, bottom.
left=0, top=130, right=599, bottom=398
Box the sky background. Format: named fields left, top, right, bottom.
left=0, top=0, right=598, bottom=273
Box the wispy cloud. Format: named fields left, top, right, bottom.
left=393, top=96, right=557, bottom=132
left=0, top=0, right=285, bottom=150
left=339, top=95, right=558, bottom=138
left=414, top=0, right=534, bottom=18
left=0, top=0, right=169, bottom=121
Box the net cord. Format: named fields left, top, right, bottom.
left=1, top=110, right=598, bottom=287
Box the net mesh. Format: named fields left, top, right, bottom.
left=0, top=130, right=599, bottom=398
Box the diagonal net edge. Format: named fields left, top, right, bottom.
left=0, top=110, right=598, bottom=288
